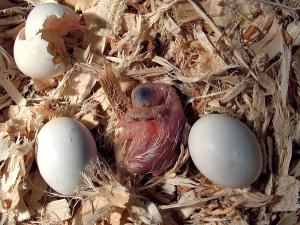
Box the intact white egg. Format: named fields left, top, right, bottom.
left=14, top=28, right=66, bottom=79
left=37, top=117, right=97, bottom=195
left=188, top=114, right=263, bottom=188
left=25, top=3, right=74, bottom=39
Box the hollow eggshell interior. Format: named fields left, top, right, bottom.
left=25, top=3, right=74, bottom=39
left=14, top=28, right=66, bottom=79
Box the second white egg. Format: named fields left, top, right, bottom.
left=188, top=114, right=263, bottom=188
left=37, top=117, right=97, bottom=195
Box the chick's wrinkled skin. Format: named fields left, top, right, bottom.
left=118, top=83, right=186, bottom=175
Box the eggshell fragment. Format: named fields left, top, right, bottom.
left=14, top=28, right=66, bottom=79
left=25, top=3, right=74, bottom=39
left=188, top=114, right=263, bottom=188
left=37, top=117, right=97, bottom=195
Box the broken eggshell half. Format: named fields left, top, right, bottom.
left=14, top=28, right=66, bottom=79
left=25, top=3, right=75, bottom=39
left=14, top=3, right=81, bottom=79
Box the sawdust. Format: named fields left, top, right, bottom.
left=0, top=0, right=299, bottom=224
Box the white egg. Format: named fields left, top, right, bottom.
left=25, top=3, right=74, bottom=39
left=14, top=28, right=66, bottom=79
left=37, top=117, right=97, bottom=195
left=188, top=114, right=263, bottom=188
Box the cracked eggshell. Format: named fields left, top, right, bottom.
left=36, top=117, right=97, bottom=195
left=13, top=3, right=75, bottom=79
left=188, top=114, right=263, bottom=188
left=25, top=3, right=74, bottom=39
left=14, top=28, right=66, bottom=79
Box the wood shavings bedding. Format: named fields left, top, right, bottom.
left=0, top=0, right=299, bottom=224
left=83, top=0, right=127, bottom=36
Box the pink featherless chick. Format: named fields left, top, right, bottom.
left=117, top=83, right=189, bottom=176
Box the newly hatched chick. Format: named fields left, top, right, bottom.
left=117, top=83, right=188, bottom=176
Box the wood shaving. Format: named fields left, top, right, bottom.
left=272, top=176, right=300, bottom=212
left=280, top=46, right=292, bottom=106
left=62, top=0, right=98, bottom=11
left=176, top=190, right=197, bottom=219
left=43, top=199, right=71, bottom=222
left=98, top=63, right=131, bottom=118
left=250, top=17, right=283, bottom=61
left=76, top=195, right=111, bottom=225
left=1, top=0, right=300, bottom=224
left=54, top=70, right=97, bottom=104
left=277, top=212, right=298, bottom=225
left=83, top=0, right=127, bottom=36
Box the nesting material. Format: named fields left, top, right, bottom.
left=0, top=0, right=300, bottom=224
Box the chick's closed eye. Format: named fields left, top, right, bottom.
left=132, top=87, right=152, bottom=106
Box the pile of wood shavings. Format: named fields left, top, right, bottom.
left=0, top=0, right=300, bottom=224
